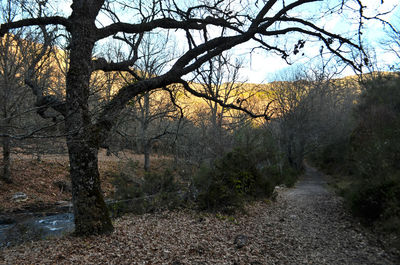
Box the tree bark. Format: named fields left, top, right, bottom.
left=1, top=135, right=12, bottom=183
left=144, top=141, right=150, bottom=172
left=65, top=14, right=113, bottom=235
left=142, top=92, right=151, bottom=172
left=67, top=137, right=113, bottom=235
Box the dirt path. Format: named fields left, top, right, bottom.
left=266, top=164, right=399, bottom=264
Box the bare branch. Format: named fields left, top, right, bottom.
left=180, top=79, right=270, bottom=120
left=0, top=16, right=71, bottom=37
left=23, top=26, right=67, bottom=118
left=96, top=18, right=204, bottom=40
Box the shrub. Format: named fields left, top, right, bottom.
left=348, top=176, right=400, bottom=224
left=110, top=166, right=182, bottom=216
left=193, top=148, right=277, bottom=212
left=316, top=75, right=400, bottom=237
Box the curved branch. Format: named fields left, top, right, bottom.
left=180, top=80, right=270, bottom=120
left=0, top=16, right=71, bottom=37
left=96, top=73, right=179, bottom=132
left=96, top=18, right=203, bottom=40
left=23, top=25, right=67, bottom=118
left=261, top=27, right=362, bottom=71
left=273, top=17, right=362, bottom=50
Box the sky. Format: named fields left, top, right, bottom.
left=48, top=0, right=400, bottom=83
left=237, top=1, right=400, bottom=83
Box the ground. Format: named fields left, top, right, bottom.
left=0, top=150, right=171, bottom=213
left=1, top=162, right=399, bottom=264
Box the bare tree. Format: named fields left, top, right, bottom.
left=128, top=35, right=180, bottom=171
left=268, top=66, right=357, bottom=170
left=0, top=32, right=31, bottom=183
left=382, top=15, right=400, bottom=70
left=0, top=2, right=59, bottom=182
left=0, top=0, right=373, bottom=235
left=192, top=53, right=249, bottom=159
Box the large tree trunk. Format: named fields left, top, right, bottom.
left=1, top=135, right=11, bottom=183
left=65, top=15, right=113, bottom=235
left=67, top=137, right=113, bottom=235
left=144, top=141, right=151, bottom=172
left=142, top=92, right=151, bottom=172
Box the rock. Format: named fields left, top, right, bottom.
left=55, top=201, right=72, bottom=211
left=271, top=189, right=278, bottom=201
left=53, top=180, right=72, bottom=193
left=11, top=192, right=28, bottom=202
left=234, top=234, right=249, bottom=249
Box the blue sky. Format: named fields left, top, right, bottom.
left=239, top=1, right=400, bottom=83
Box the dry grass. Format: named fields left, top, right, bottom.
left=0, top=149, right=173, bottom=213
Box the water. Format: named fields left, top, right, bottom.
left=34, top=213, right=74, bottom=233
left=0, top=213, right=74, bottom=247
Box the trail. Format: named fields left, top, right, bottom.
left=265, top=164, right=399, bottom=264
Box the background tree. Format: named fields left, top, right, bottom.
left=127, top=35, right=180, bottom=171
left=268, top=67, right=357, bottom=170
left=0, top=32, right=33, bottom=183
left=0, top=1, right=62, bottom=183
left=192, top=53, right=249, bottom=160
left=382, top=15, right=400, bottom=70
left=0, top=0, right=372, bottom=235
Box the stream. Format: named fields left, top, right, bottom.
left=0, top=213, right=74, bottom=248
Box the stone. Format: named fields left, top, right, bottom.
left=11, top=192, right=28, bottom=202
left=271, top=189, right=278, bottom=201
left=53, top=180, right=72, bottom=193
left=234, top=234, right=249, bottom=249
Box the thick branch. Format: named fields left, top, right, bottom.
left=0, top=16, right=71, bottom=37
left=25, top=78, right=67, bottom=117
left=96, top=18, right=203, bottom=40
left=23, top=26, right=67, bottom=118
left=96, top=73, right=179, bottom=133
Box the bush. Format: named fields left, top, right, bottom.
left=310, top=137, right=353, bottom=175
left=110, top=166, right=182, bottom=216
left=348, top=176, right=400, bottom=225
left=192, top=148, right=278, bottom=212
left=315, top=75, right=400, bottom=229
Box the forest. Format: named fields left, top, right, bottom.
left=0, top=0, right=399, bottom=264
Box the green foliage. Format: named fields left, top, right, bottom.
left=141, top=169, right=179, bottom=195
left=190, top=124, right=301, bottom=213
left=346, top=76, right=400, bottom=226
left=348, top=175, right=400, bottom=225
left=315, top=74, right=400, bottom=243
left=350, top=75, right=400, bottom=178
left=193, top=148, right=278, bottom=212
left=234, top=124, right=300, bottom=186
left=280, top=166, right=299, bottom=188
left=310, top=137, right=353, bottom=176
left=110, top=164, right=182, bottom=217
